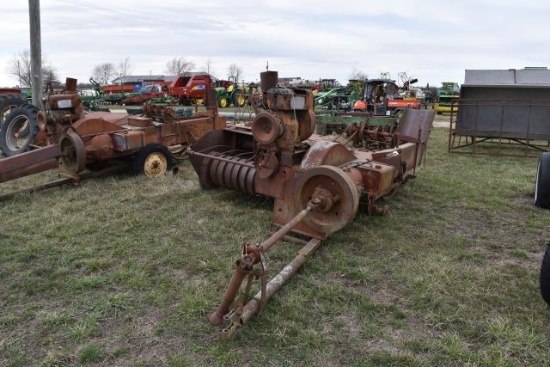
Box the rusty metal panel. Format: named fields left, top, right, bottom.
left=111, top=130, right=145, bottom=151
left=0, top=145, right=61, bottom=183
left=73, top=118, right=126, bottom=137
left=396, top=108, right=435, bottom=144
left=128, top=116, right=154, bottom=127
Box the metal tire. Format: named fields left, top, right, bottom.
left=294, top=165, right=359, bottom=235
left=58, top=130, right=87, bottom=175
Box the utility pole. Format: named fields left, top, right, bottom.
left=29, top=0, right=43, bottom=107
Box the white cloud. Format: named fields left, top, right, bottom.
left=0, top=0, right=549, bottom=87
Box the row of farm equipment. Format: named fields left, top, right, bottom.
left=0, top=70, right=439, bottom=338
left=314, top=77, right=427, bottom=114
left=4, top=69, right=550, bottom=339
left=83, top=73, right=252, bottom=110
left=313, top=78, right=461, bottom=116
left=0, top=77, right=225, bottom=191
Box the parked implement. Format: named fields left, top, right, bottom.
left=168, top=73, right=211, bottom=105
left=215, top=78, right=246, bottom=108
left=0, top=91, right=28, bottom=124
left=189, top=71, right=435, bottom=337
left=314, top=85, right=360, bottom=112
left=0, top=77, right=225, bottom=194
left=120, top=84, right=175, bottom=105
left=352, top=78, right=421, bottom=115
left=434, top=81, right=460, bottom=114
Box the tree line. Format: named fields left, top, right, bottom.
left=6, top=51, right=245, bottom=88
left=7, top=49, right=406, bottom=90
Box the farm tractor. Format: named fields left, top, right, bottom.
left=434, top=81, right=460, bottom=114
left=0, top=77, right=225, bottom=193
left=314, top=80, right=362, bottom=112
left=0, top=90, right=29, bottom=124
left=188, top=70, right=435, bottom=337
left=215, top=77, right=246, bottom=108
left=353, top=78, right=421, bottom=115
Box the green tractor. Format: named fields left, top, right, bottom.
left=215, top=77, right=246, bottom=108
left=314, top=80, right=362, bottom=112
left=434, top=82, right=460, bottom=114
left=0, top=91, right=29, bottom=126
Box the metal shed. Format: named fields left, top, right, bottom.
left=449, top=68, right=550, bottom=155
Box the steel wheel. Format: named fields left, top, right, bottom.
left=58, top=129, right=86, bottom=175
left=294, top=165, right=359, bottom=235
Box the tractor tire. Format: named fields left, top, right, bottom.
left=133, top=143, right=174, bottom=178
left=218, top=97, right=228, bottom=108
left=0, top=104, right=40, bottom=157
left=540, top=244, right=550, bottom=306
left=535, top=152, right=550, bottom=209
left=233, top=91, right=246, bottom=107
left=0, top=93, right=28, bottom=125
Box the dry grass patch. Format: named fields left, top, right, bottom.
left=1, top=128, right=550, bottom=366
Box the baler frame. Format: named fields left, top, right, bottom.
left=188, top=71, right=435, bottom=337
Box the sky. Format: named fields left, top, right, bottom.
left=0, top=0, right=549, bottom=88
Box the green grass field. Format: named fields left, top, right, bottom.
left=1, top=127, right=549, bottom=366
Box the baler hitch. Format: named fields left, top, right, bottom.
left=210, top=197, right=326, bottom=338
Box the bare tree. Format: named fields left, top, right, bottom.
left=92, top=63, right=116, bottom=84
left=349, top=68, right=368, bottom=81
left=228, top=64, right=243, bottom=83
left=7, top=49, right=59, bottom=88
left=117, top=57, right=132, bottom=78
left=43, top=65, right=61, bottom=91
left=201, top=58, right=214, bottom=76
left=165, top=57, right=195, bottom=75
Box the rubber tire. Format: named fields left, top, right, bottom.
left=0, top=104, right=40, bottom=157
left=133, top=144, right=173, bottom=177
left=535, top=152, right=550, bottom=209
left=540, top=244, right=550, bottom=306
left=218, top=97, right=228, bottom=108
left=233, top=91, right=246, bottom=107
left=0, top=93, right=27, bottom=125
